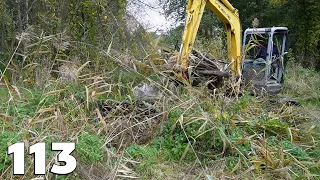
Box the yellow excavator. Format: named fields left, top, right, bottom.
left=177, top=0, right=289, bottom=94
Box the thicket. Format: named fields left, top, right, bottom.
left=0, top=0, right=154, bottom=86
left=0, top=0, right=319, bottom=179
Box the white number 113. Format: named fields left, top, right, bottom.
left=7, top=142, right=76, bottom=175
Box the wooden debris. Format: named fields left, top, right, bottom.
left=187, top=49, right=231, bottom=88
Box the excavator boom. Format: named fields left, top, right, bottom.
left=178, top=0, right=242, bottom=75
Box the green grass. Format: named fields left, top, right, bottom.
left=121, top=63, right=320, bottom=179
left=0, top=131, right=23, bottom=172
left=0, top=84, right=106, bottom=179
left=77, top=133, right=104, bottom=162
left=0, top=62, right=319, bottom=179
left=126, top=144, right=169, bottom=177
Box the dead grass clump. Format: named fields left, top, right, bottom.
left=97, top=99, right=161, bottom=149
left=58, top=62, right=78, bottom=83
left=283, top=62, right=320, bottom=100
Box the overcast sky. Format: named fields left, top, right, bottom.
left=127, top=0, right=177, bottom=33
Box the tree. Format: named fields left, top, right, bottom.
left=0, top=0, right=154, bottom=85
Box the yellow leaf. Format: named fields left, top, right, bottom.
left=92, top=91, right=112, bottom=97
left=3, top=75, right=11, bottom=88
left=214, top=113, right=219, bottom=119
left=36, top=108, right=56, bottom=114
left=0, top=113, right=11, bottom=118
left=0, top=117, right=14, bottom=130
left=310, top=161, right=320, bottom=168
left=251, top=159, right=265, bottom=169
left=77, top=61, right=91, bottom=75
left=234, top=134, right=256, bottom=145
left=11, top=85, right=21, bottom=99
left=45, top=89, right=67, bottom=96
left=29, top=116, right=56, bottom=124
left=222, top=112, right=228, bottom=119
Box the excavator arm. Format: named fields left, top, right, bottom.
left=178, top=0, right=242, bottom=76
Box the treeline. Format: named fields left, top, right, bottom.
left=0, top=0, right=127, bottom=50
left=0, top=0, right=319, bottom=77
left=161, top=0, right=320, bottom=69
left=0, top=0, right=153, bottom=86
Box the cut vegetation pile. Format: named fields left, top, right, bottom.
left=97, top=99, right=161, bottom=149
left=183, top=49, right=230, bottom=88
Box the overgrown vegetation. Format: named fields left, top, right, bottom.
left=2, top=59, right=319, bottom=179
left=0, top=0, right=319, bottom=179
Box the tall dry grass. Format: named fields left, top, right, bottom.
left=1, top=27, right=319, bottom=180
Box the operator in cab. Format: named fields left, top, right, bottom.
left=254, top=42, right=268, bottom=64
left=255, top=43, right=280, bottom=59
left=255, top=43, right=267, bottom=59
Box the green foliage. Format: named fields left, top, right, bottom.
left=6, top=88, right=56, bottom=119
left=228, top=128, right=250, bottom=155
left=230, top=93, right=254, bottom=113
left=57, top=176, right=72, bottom=180
left=118, top=70, right=144, bottom=86
left=160, top=0, right=187, bottom=22
left=152, top=136, right=188, bottom=161
left=281, top=141, right=310, bottom=161
left=0, top=0, right=153, bottom=89
left=126, top=144, right=161, bottom=160
left=162, top=25, right=184, bottom=46
left=225, top=156, right=239, bottom=170
left=194, top=33, right=227, bottom=60
left=150, top=108, right=190, bottom=160
left=267, top=136, right=311, bottom=161
left=125, top=144, right=172, bottom=179
left=76, top=133, right=104, bottom=162
left=0, top=131, right=23, bottom=172
left=261, top=117, right=289, bottom=135
left=150, top=107, right=226, bottom=161
left=0, top=88, right=9, bottom=101
left=270, top=0, right=288, bottom=6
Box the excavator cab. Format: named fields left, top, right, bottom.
left=242, top=27, right=289, bottom=94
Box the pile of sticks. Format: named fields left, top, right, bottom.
left=188, top=50, right=231, bottom=87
